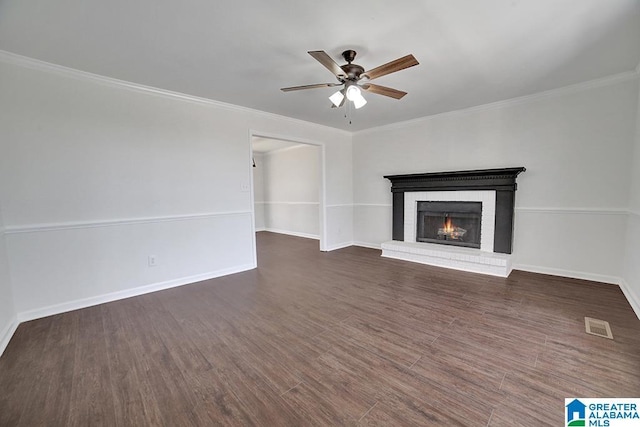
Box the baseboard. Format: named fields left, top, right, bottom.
left=325, top=241, right=353, bottom=251
left=17, top=263, right=256, bottom=323
left=353, top=241, right=382, bottom=250
left=262, top=228, right=319, bottom=240
left=0, top=315, right=19, bottom=358
left=255, top=227, right=266, bottom=232
left=512, top=263, right=620, bottom=285
left=619, top=279, right=640, bottom=320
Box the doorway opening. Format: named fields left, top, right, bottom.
left=250, top=134, right=324, bottom=256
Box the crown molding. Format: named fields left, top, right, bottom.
left=355, top=70, right=640, bottom=136
left=0, top=50, right=350, bottom=136
left=0, top=49, right=637, bottom=137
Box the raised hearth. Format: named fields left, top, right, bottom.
left=382, top=240, right=511, bottom=277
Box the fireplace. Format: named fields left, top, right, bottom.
left=381, top=168, right=525, bottom=277
left=384, top=167, right=525, bottom=254
left=416, top=201, right=482, bottom=249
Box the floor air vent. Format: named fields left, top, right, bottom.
left=584, top=317, right=613, bottom=339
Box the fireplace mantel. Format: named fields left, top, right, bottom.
left=384, top=167, right=526, bottom=192
left=384, top=167, right=525, bottom=254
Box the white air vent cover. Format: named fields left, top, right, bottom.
left=584, top=317, right=613, bottom=339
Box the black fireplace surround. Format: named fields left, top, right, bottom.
left=384, top=167, right=525, bottom=254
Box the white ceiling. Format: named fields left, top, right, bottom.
left=1, top=0, right=639, bottom=132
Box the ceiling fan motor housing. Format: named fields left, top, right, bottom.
left=341, top=63, right=364, bottom=80
left=340, top=50, right=364, bottom=80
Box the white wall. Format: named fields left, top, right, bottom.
left=0, top=54, right=352, bottom=321
left=0, top=205, right=17, bottom=357
left=259, top=144, right=320, bottom=239
left=622, top=77, right=640, bottom=317
left=353, top=76, right=639, bottom=283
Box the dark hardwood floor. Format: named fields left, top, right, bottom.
left=1, top=231, right=639, bottom=426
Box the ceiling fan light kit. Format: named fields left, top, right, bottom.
left=329, top=90, right=345, bottom=107
left=345, top=84, right=367, bottom=109
left=281, top=49, right=418, bottom=113
left=351, top=94, right=367, bottom=109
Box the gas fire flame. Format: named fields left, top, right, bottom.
left=442, top=217, right=454, bottom=233
left=438, top=216, right=467, bottom=240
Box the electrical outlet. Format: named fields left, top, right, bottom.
left=240, top=183, right=250, bottom=192
left=148, top=255, right=157, bottom=267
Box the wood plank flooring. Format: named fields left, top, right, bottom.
left=1, top=231, right=639, bottom=426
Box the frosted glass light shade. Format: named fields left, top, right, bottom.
left=329, top=90, right=344, bottom=107
left=352, top=94, right=367, bottom=109
left=345, top=85, right=360, bottom=101
left=347, top=85, right=367, bottom=109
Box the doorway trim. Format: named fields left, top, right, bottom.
left=248, top=130, right=328, bottom=264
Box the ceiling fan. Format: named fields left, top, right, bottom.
left=281, top=50, right=419, bottom=109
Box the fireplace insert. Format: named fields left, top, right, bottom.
left=416, top=201, right=482, bottom=249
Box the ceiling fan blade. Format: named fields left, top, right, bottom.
left=281, top=83, right=341, bottom=92
left=363, top=54, right=419, bottom=81
left=361, top=83, right=407, bottom=99
left=308, top=51, right=346, bottom=78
